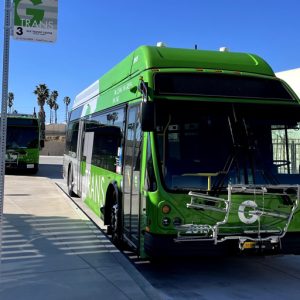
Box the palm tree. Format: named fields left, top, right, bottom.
left=53, top=102, right=59, bottom=124
left=63, top=96, right=71, bottom=123
left=47, top=90, right=59, bottom=123
left=8, top=92, right=14, bottom=113
left=46, top=97, right=54, bottom=123
left=33, top=83, right=49, bottom=140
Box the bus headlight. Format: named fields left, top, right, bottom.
left=173, top=217, right=182, bottom=226
left=162, top=217, right=170, bottom=226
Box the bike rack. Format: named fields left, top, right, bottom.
left=174, top=184, right=300, bottom=247
left=5, top=150, right=19, bottom=167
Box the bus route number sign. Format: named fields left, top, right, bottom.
left=13, top=0, right=58, bottom=43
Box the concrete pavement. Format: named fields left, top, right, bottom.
left=0, top=174, right=160, bottom=299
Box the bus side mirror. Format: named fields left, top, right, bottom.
left=140, top=101, right=155, bottom=132
left=40, top=140, right=45, bottom=148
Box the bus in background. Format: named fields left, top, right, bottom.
left=5, top=113, right=43, bottom=174
left=64, top=45, right=300, bottom=258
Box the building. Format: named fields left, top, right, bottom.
left=276, top=68, right=300, bottom=98
left=40, top=123, right=66, bottom=156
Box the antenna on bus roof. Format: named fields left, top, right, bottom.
left=219, top=47, right=229, bottom=52
left=156, top=42, right=167, bottom=47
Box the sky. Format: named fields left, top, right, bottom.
left=1, top=0, right=300, bottom=123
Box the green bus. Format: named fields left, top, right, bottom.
left=5, top=113, right=42, bottom=174
left=64, top=45, right=300, bottom=257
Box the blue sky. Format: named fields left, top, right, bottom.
left=1, top=0, right=300, bottom=123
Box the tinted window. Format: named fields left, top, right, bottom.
left=86, top=107, right=125, bottom=172
left=7, top=118, right=38, bottom=126
left=155, top=73, right=294, bottom=101
left=155, top=101, right=300, bottom=191
left=91, top=126, right=121, bottom=171
left=65, top=121, right=79, bottom=154
left=7, top=126, right=39, bottom=149
left=69, top=106, right=83, bottom=122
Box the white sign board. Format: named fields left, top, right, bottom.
left=13, top=0, right=58, bottom=43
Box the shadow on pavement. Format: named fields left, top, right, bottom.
left=0, top=213, right=137, bottom=300
left=5, top=163, right=63, bottom=180
left=36, top=163, right=63, bottom=179
left=1, top=213, right=114, bottom=264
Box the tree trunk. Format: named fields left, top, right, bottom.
left=39, top=107, right=46, bottom=140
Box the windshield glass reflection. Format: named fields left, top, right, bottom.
left=155, top=101, right=300, bottom=192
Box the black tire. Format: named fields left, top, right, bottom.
left=67, top=166, right=75, bottom=197
left=29, top=165, right=39, bottom=174
left=110, top=191, right=123, bottom=248
left=32, top=166, right=39, bottom=174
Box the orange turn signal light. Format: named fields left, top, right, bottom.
left=162, top=205, right=171, bottom=214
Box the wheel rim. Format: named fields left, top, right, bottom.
left=111, top=203, right=118, bottom=237
left=68, top=170, right=72, bottom=193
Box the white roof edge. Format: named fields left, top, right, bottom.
left=72, top=80, right=99, bottom=109
left=276, top=67, right=300, bottom=74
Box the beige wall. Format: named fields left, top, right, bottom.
left=40, top=124, right=66, bottom=156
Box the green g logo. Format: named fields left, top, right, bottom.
left=238, top=200, right=259, bottom=224
left=14, top=0, right=45, bottom=28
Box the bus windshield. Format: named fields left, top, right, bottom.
left=7, top=126, right=39, bottom=149
left=155, top=101, right=300, bottom=192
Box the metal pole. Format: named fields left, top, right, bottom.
left=0, top=0, right=11, bottom=262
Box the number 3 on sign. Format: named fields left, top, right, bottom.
left=16, top=27, right=23, bottom=35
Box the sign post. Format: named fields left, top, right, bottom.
left=0, top=0, right=12, bottom=262
left=0, top=0, right=58, bottom=262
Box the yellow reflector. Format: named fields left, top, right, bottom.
left=243, top=241, right=256, bottom=249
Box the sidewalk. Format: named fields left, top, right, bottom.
left=0, top=175, right=160, bottom=300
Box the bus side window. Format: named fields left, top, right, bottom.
left=146, top=133, right=157, bottom=191
left=86, top=107, right=125, bottom=172
left=66, top=120, right=79, bottom=156
left=133, top=123, right=142, bottom=171
left=91, top=126, right=121, bottom=172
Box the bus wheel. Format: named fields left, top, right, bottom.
left=67, top=166, right=75, bottom=197
left=111, top=194, right=123, bottom=248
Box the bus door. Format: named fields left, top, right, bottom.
left=79, top=128, right=94, bottom=198
left=75, top=119, right=85, bottom=196
left=123, top=105, right=142, bottom=249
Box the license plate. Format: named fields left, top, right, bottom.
left=242, top=241, right=256, bottom=249
left=27, top=164, right=34, bottom=169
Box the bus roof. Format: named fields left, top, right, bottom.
left=73, top=46, right=275, bottom=109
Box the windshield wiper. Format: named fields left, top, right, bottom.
left=212, top=106, right=258, bottom=195
left=212, top=111, right=241, bottom=195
